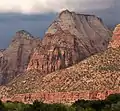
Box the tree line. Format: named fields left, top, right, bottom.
left=0, top=93, right=120, bottom=111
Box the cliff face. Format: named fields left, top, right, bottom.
left=0, top=30, right=41, bottom=84
left=27, top=10, right=110, bottom=74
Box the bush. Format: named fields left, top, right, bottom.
left=106, top=93, right=120, bottom=103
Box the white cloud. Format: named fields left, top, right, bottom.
left=0, top=0, right=114, bottom=13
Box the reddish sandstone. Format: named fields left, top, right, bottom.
left=1, top=90, right=120, bottom=104
left=27, top=10, right=110, bottom=74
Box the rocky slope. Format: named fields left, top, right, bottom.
left=0, top=30, right=41, bottom=84
left=3, top=24, right=119, bottom=95
left=27, top=10, right=110, bottom=74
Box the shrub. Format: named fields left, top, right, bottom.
left=106, top=93, right=120, bottom=103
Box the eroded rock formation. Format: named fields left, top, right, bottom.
left=0, top=30, right=41, bottom=84
left=27, top=10, right=110, bottom=74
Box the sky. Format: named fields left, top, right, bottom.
left=0, top=0, right=114, bottom=13
left=0, top=0, right=119, bottom=48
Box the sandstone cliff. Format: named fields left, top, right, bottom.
left=27, top=10, right=110, bottom=74
left=0, top=30, right=41, bottom=84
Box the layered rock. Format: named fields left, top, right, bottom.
left=27, top=10, right=110, bottom=74
left=0, top=30, right=41, bottom=84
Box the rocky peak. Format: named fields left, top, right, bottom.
left=27, top=10, right=110, bottom=74
left=46, top=10, right=109, bottom=42
left=59, top=10, right=97, bottom=19
left=12, top=30, right=34, bottom=42
left=8, top=30, right=39, bottom=51
left=16, top=30, right=33, bottom=37
left=0, top=31, right=41, bottom=84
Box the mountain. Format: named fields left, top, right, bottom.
left=0, top=30, right=41, bottom=84
left=4, top=24, right=119, bottom=95
left=27, top=10, right=110, bottom=75
left=0, top=10, right=111, bottom=96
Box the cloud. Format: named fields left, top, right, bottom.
left=0, top=0, right=114, bottom=14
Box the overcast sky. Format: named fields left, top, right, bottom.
left=0, top=0, right=119, bottom=48
left=0, top=0, right=114, bottom=13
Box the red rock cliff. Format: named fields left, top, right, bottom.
left=27, top=10, right=110, bottom=74
left=0, top=30, right=41, bottom=84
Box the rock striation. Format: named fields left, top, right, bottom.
left=0, top=30, right=41, bottom=84
left=27, top=10, right=110, bottom=74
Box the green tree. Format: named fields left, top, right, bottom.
left=106, top=94, right=120, bottom=104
